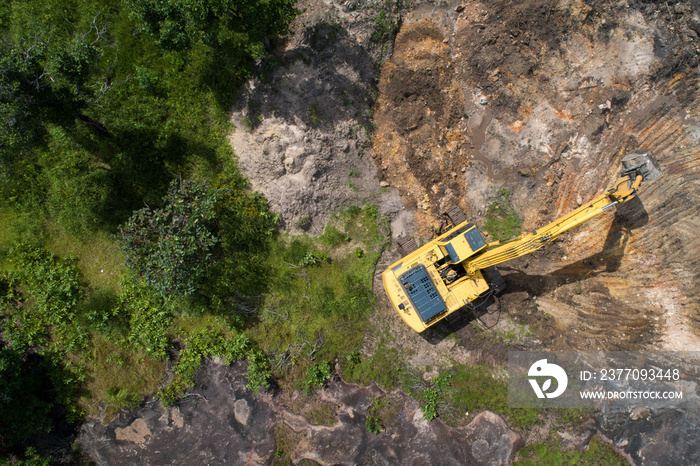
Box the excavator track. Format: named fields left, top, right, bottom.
left=444, top=206, right=468, bottom=228
left=397, top=234, right=418, bottom=255
left=482, top=266, right=506, bottom=295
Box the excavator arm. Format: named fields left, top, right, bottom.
left=464, top=174, right=642, bottom=274
left=463, top=153, right=661, bottom=274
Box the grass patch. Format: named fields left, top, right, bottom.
left=440, top=364, right=540, bottom=430
left=272, top=424, right=304, bottom=466
left=515, top=434, right=626, bottom=465
left=0, top=208, right=47, bottom=270
left=366, top=395, right=402, bottom=433
left=320, top=224, right=350, bottom=247
left=284, top=394, right=338, bottom=426
left=343, top=339, right=417, bottom=391
left=308, top=402, right=338, bottom=426
left=44, top=223, right=125, bottom=291
left=80, top=336, right=166, bottom=419
left=250, top=204, right=389, bottom=390
left=483, top=187, right=522, bottom=241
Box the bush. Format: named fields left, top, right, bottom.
left=118, top=179, right=218, bottom=298
left=118, top=276, right=172, bottom=360
left=304, top=361, right=332, bottom=394
left=5, top=245, right=85, bottom=351
left=366, top=416, right=382, bottom=434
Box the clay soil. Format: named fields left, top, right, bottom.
left=372, top=0, right=700, bottom=354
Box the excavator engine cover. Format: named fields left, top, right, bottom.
left=621, top=153, right=662, bottom=182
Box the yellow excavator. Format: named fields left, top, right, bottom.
left=381, top=153, right=662, bottom=333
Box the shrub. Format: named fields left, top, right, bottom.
left=304, top=361, right=332, bottom=394
left=320, top=224, right=350, bottom=247
left=483, top=187, right=522, bottom=241
left=5, top=245, right=85, bottom=351
left=118, top=276, right=172, bottom=360
left=366, top=416, right=382, bottom=434
left=422, top=373, right=451, bottom=421
left=118, top=179, right=218, bottom=298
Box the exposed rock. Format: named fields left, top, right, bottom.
left=114, top=418, right=150, bottom=444
left=79, top=362, right=525, bottom=466
left=78, top=362, right=278, bottom=465
left=285, top=375, right=524, bottom=465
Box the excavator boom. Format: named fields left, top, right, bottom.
left=464, top=175, right=640, bottom=274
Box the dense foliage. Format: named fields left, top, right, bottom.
left=128, top=0, right=297, bottom=51
left=118, top=179, right=219, bottom=297
left=0, top=0, right=296, bottom=459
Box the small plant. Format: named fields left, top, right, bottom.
left=354, top=247, right=364, bottom=258
left=240, top=116, right=254, bottom=132
left=298, top=215, right=312, bottom=229
left=483, top=187, right=522, bottom=241
left=422, top=373, right=452, bottom=421
left=321, top=224, right=350, bottom=247
left=366, top=416, right=382, bottom=434
left=106, top=386, right=142, bottom=410
left=371, top=8, right=399, bottom=43
left=304, top=361, right=332, bottom=394
left=299, top=252, right=320, bottom=267
left=362, top=204, right=381, bottom=221
left=308, top=104, right=322, bottom=126
left=346, top=351, right=361, bottom=367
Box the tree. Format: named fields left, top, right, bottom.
left=127, top=0, right=298, bottom=51
left=0, top=22, right=108, bottom=168
left=118, top=179, right=219, bottom=297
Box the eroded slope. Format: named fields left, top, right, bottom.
left=372, top=0, right=700, bottom=352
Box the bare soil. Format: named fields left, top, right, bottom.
left=372, top=0, right=700, bottom=355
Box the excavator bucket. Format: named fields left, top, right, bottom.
left=621, top=153, right=662, bottom=182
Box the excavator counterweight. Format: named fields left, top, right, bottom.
left=382, top=153, right=662, bottom=333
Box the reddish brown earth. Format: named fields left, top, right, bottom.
left=372, top=0, right=700, bottom=354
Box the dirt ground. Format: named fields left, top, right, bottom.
left=371, top=0, right=700, bottom=355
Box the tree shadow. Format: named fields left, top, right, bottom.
left=231, top=22, right=378, bottom=132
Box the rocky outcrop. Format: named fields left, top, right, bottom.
left=286, top=376, right=523, bottom=465
left=78, top=361, right=524, bottom=465
left=78, top=362, right=278, bottom=465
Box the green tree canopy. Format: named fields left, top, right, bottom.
left=0, top=22, right=108, bottom=167
left=127, top=0, right=298, bottom=51
left=118, top=179, right=219, bottom=298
